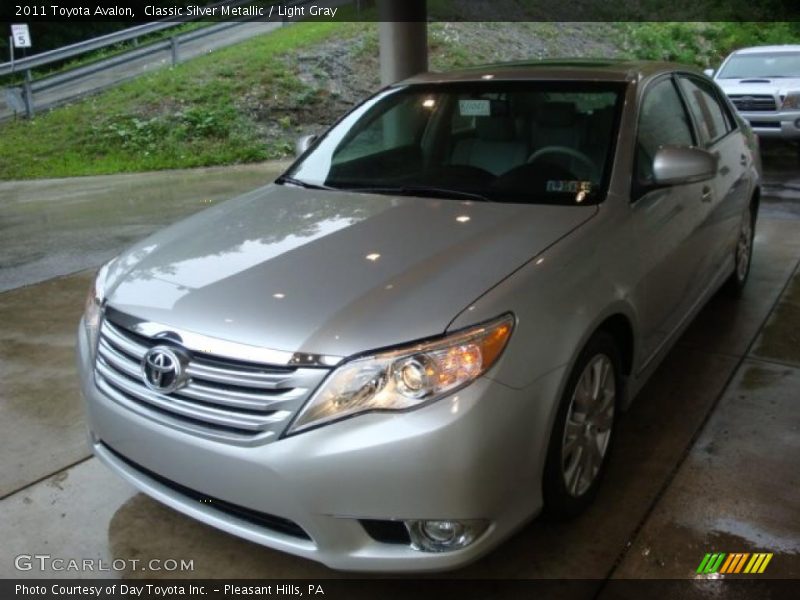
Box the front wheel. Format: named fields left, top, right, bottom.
left=542, top=332, right=621, bottom=519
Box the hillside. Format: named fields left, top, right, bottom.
left=1, top=21, right=797, bottom=180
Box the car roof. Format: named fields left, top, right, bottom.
left=401, top=58, right=701, bottom=85
left=732, top=45, right=800, bottom=55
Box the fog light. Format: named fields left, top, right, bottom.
left=406, top=519, right=489, bottom=552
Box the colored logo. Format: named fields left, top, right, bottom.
left=697, top=552, right=773, bottom=575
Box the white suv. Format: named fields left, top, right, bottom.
left=710, top=45, right=800, bottom=145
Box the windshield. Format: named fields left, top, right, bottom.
left=718, top=52, right=800, bottom=79
left=283, top=82, right=624, bottom=205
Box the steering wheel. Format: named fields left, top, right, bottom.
left=527, top=146, right=598, bottom=181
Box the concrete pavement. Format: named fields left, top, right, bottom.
left=0, top=163, right=798, bottom=584
left=612, top=247, right=800, bottom=581
left=0, top=270, right=94, bottom=498
left=0, top=161, right=288, bottom=497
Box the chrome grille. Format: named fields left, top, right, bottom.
left=94, top=317, right=329, bottom=445
left=728, top=94, right=777, bottom=112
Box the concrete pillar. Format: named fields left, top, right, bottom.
left=378, top=0, right=428, bottom=86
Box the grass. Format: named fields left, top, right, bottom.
left=0, top=22, right=362, bottom=179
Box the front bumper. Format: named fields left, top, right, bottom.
left=738, top=109, right=800, bottom=140
left=77, top=325, right=564, bottom=572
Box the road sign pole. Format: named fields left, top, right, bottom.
left=8, top=36, right=14, bottom=72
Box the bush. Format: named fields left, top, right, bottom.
left=621, top=22, right=800, bottom=68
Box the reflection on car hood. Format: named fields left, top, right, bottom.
left=105, top=184, right=596, bottom=359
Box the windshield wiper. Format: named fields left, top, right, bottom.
left=277, top=178, right=493, bottom=202
left=275, top=175, right=338, bottom=191
left=346, top=185, right=492, bottom=202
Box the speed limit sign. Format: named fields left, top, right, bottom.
left=11, top=24, right=32, bottom=48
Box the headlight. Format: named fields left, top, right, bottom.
left=782, top=92, right=800, bottom=110
left=287, top=314, right=514, bottom=434
left=83, top=261, right=113, bottom=358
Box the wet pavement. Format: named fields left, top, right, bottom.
left=612, top=357, right=800, bottom=581
left=0, top=270, right=94, bottom=497
left=0, top=160, right=798, bottom=584
left=0, top=162, right=288, bottom=292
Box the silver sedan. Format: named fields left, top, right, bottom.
left=78, top=59, right=761, bottom=571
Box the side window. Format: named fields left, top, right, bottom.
left=678, top=76, right=731, bottom=146
left=636, top=78, right=695, bottom=182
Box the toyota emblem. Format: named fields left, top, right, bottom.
left=141, top=346, right=189, bottom=393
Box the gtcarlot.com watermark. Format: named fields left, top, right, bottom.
left=15, top=554, right=194, bottom=573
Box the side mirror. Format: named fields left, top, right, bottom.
left=295, top=134, right=318, bottom=157
left=703, top=68, right=715, bottom=78
left=653, top=146, right=717, bottom=186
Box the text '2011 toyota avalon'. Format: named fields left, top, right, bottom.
left=78, top=59, right=761, bottom=572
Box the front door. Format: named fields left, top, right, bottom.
left=632, top=76, right=709, bottom=364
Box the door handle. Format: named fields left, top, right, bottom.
left=701, top=186, right=713, bottom=203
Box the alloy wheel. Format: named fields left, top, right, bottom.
left=561, top=354, right=616, bottom=497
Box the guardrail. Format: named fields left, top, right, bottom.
left=1, top=22, right=178, bottom=78
left=0, top=0, right=299, bottom=118
left=0, top=0, right=262, bottom=77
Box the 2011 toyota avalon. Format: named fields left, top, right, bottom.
left=77, top=59, right=761, bottom=571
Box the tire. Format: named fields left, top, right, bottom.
left=542, top=332, right=622, bottom=519
left=724, top=206, right=755, bottom=297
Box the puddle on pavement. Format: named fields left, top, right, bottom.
left=708, top=518, right=800, bottom=555
left=616, top=520, right=799, bottom=579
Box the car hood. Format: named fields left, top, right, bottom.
left=715, top=77, right=800, bottom=98
left=105, top=184, right=595, bottom=360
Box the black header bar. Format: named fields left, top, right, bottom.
left=3, top=0, right=800, bottom=23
